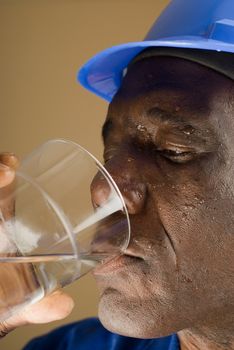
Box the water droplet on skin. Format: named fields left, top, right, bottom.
left=194, top=196, right=205, bottom=205
left=184, top=204, right=195, bottom=210
left=183, top=125, right=195, bottom=136
left=137, top=124, right=146, bottom=132
left=182, top=275, right=192, bottom=283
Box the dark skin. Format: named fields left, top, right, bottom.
left=91, top=56, right=234, bottom=349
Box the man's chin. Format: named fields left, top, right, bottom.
left=97, top=289, right=179, bottom=339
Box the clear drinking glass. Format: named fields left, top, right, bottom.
left=0, top=139, right=130, bottom=321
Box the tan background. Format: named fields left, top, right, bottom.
left=0, top=0, right=169, bottom=349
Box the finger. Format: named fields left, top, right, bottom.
left=3, top=290, right=74, bottom=330
left=19, top=290, right=74, bottom=324
left=0, top=153, right=19, bottom=217
left=0, top=153, right=19, bottom=171
left=26, top=290, right=75, bottom=324
left=0, top=153, right=19, bottom=189
left=0, top=164, right=15, bottom=188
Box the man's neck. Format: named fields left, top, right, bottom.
left=178, top=327, right=234, bottom=350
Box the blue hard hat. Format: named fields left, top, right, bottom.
left=78, top=0, right=234, bottom=102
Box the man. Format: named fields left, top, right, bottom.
left=1, top=0, right=234, bottom=349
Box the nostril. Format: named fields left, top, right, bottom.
left=91, top=169, right=147, bottom=215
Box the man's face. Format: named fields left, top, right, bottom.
left=92, top=56, right=234, bottom=338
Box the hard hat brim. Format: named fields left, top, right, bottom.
left=78, top=37, right=234, bottom=102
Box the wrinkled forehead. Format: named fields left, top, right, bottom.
left=109, top=56, right=234, bottom=135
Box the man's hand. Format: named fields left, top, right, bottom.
left=0, top=153, right=74, bottom=337
left=1, top=289, right=74, bottom=336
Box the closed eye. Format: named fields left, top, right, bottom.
left=158, top=149, right=196, bottom=163
left=103, top=147, right=117, bottom=164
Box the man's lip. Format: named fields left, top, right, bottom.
left=93, top=254, right=143, bottom=276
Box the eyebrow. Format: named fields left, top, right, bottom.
left=102, top=106, right=206, bottom=143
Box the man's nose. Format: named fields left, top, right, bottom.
left=90, top=160, right=147, bottom=215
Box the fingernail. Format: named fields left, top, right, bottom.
left=0, top=153, right=19, bottom=170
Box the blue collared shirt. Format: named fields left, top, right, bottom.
left=23, top=318, right=180, bottom=350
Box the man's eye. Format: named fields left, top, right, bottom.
left=103, top=148, right=116, bottom=163
left=159, top=149, right=195, bottom=163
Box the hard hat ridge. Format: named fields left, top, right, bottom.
left=145, top=0, right=234, bottom=43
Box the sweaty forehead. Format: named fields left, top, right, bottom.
left=105, top=56, right=234, bottom=142
left=110, top=56, right=234, bottom=120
